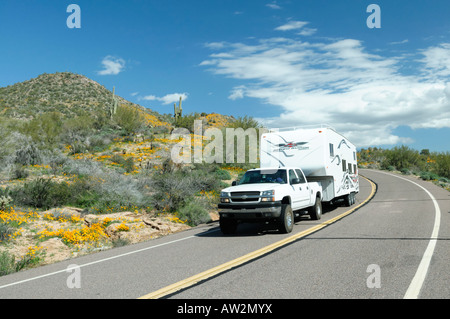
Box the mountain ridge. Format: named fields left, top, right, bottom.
left=0, top=72, right=156, bottom=120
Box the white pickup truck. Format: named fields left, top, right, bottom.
left=218, top=167, right=323, bottom=234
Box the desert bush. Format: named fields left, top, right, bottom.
left=381, top=146, right=420, bottom=171
left=215, top=168, right=231, bottom=180
left=63, top=158, right=150, bottom=213
left=0, top=222, right=15, bottom=243
left=0, top=251, right=15, bottom=276
left=419, top=171, right=439, bottom=181
left=433, top=152, right=450, bottom=179
left=10, top=165, right=29, bottom=180
left=0, top=250, right=43, bottom=276
left=150, top=170, right=196, bottom=213
left=108, top=154, right=135, bottom=173
left=13, top=143, right=42, bottom=166
left=86, top=135, right=111, bottom=153
left=10, top=178, right=71, bottom=209
left=150, top=160, right=222, bottom=213
left=229, top=115, right=262, bottom=130
left=113, top=105, right=145, bottom=135
left=178, top=200, right=211, bottom=226
left=20, top=112, right=63, bottom=147
left=0, top=195, right=13, bottom=210
left=174, top=113, right=200, bottom=132
left=68, top=141, right=88, bottom=155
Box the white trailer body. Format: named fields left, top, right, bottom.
left=260, top=126, right=359, bottom=202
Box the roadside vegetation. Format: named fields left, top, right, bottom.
left=0, top=85, right=260, bottom=275
left=359, top=146, right=450, bottom=191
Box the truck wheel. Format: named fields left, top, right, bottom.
left=279, top=204, right=294, bottom=233
left=309, top=197, right=322, bottom=220
left=220, top=217, right=237, bottom=235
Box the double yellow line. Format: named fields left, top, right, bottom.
left=139, top=175, right=377, bottom=299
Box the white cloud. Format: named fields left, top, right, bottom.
left=141, top=95, right=157, bottom=101
left=140, top=93, right=188, bottom=105
left=275, top=21, right=309, bottom=31
left=97, top=56, right=126, bottom=75
left=201, top=37, right=450, bottom=147
left=158, top=93, right=188, bottom=105
left=229, top=87, right=245, bottom=100
left=266, top=2, right=281, bottom=10
left=298, top=28, right=317, bottom=36
left=389, top=39, right=409, bottom=45
left=420, top=43, right=450, bottom=77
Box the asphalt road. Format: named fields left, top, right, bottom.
left=0, top=169, right=449, bottom=299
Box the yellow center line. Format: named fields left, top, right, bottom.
left=139, top=175, right=377, bottom=299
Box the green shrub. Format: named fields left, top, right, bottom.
left=434, top=152, right=450, bottom=179
left=11, top=165, right=29, bottom=180
left=229, top=115, right=262, bottom=130
left=400, top=168, right=411, bottom=175
left=216, top=169, right=231, bottom=180
left=178, top=200, right=211, bottom=226
left=113, top=105, right=145, bottom=135
left=420, top=171, right=439, bottom=181
left=123, top=157, right=135, bottom=173
left=381, top=146, right=420, bottom=171
left=0, top=195, right=13, bottom=210
left=0, top=251, right=15, bottom=276
left=10, top=178, right=71, bottom=209
left=151, top=170, right=195, bottom=213
left=14, top=144, right=42, bottom=166
left=0, top=250, right=44, bottom=276
left=0, top=222, right=15, bottom=243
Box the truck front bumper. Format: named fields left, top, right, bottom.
left=218, top=201, right=282, bottom=220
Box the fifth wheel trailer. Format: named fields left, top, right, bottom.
left=260, top=125, right=359, bottom=205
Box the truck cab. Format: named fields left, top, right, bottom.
left=218, top=167, right=322, bottom=234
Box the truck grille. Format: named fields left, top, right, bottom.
left=230, top=191, right=260, bottom=202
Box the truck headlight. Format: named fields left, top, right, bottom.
left=220, top=192, right=230, bottom=203
left=261, top=190, right=275, bottom=202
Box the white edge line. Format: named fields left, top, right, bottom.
left=0, top=234, right=202, bottom=290
left=372, top=170, right=441, bottom=299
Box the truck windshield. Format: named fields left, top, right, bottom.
left=239, top=169, right=287, bottom=185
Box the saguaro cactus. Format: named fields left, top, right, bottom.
left=174, top=96, right=182, bottom=121
left=109, top=86, right=118, bottom=119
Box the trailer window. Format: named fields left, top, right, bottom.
left=348, top=163, right=352, bottom=173
left=329, top=143, right=334, bottom=157
left=342, top=159, right=347, bottom=172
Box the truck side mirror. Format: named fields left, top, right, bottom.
left=291, top=178, right=300, bottom=184
left=232, top=181, right=238, bottom=186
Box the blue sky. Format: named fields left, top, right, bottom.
left=1, top=0, right=450, bottom=152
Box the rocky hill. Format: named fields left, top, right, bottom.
left=0, top=72, right=236, bottom=131
left=0, top=72, right=157, bottom=120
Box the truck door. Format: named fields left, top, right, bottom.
left=294, top=169, right=311, bottom=208
left=289, top=169, right=310, bottom=210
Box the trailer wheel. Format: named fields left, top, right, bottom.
left=309, top=197, right=322, bottom=220
left=345, top=193, right=355, bottom=206
left=220, top=217, right=238, bottom=235
left=279, top=204, right=294, bottom=233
